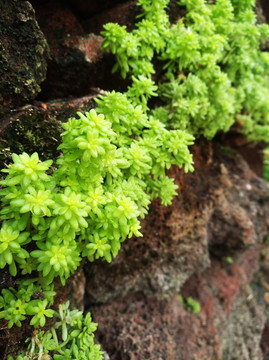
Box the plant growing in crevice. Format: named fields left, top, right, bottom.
left=102, top=0, right=269, bottom=142
left=179, top=294, right=201, bottom=314
left=0, top=95, right=194, bottom=358
left=7, top=301, right=103, bottom=360
left=2, top=0, right=269, bottom=358
left=0, top=107, right=193, bottom=289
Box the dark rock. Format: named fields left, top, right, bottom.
left=90, top=259, right=264, bottom=360
left=68, top=269, right=86, bottom=311
left=69, top=0, right=130, bottom=18
left=0, top=92, right=99, bottom=170
left=207, top=148, right=269, bottom=254
left=33, top=1, right=130, bottom=100
left=255, top=0, right=269, bottom=50
left=81, top=1, right=139, bottom=34
left=83, top=140, right=269, bottom=359
left=0, top=0, right=49, bottom=117
left=33, top=2, right=105, bottom=99
left=259, top=0, right=269, bottom=23
left=84, top=140, right=269, bottom=305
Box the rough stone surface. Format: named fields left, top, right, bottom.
left=84, top=140, right=269, bottom=305
left=81, top=1, right=138, bottom=34
left=0, top=0, right=48, bottom=116
left=90, top=258, right=265, bottom=360
left=33, top=2, right=105, bottom=99
left=252, top=245, right=269, bottom=360
left=259, top=0, right=269, bottom=23
left=83, top=141, right=269, bottom=359
left=69, top=0, right=130, bottom=18
left=0, top=1, right=269, bottom=359
left=0, top=92, right=99, bottom=169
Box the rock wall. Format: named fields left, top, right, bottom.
left=1, top=1, right=269, bottom=359
left=0, top=0, right=48, bottom=117
left=85, top=140, right=269, bottom=360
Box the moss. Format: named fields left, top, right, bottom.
left=0, top=96, right=97, bottom=170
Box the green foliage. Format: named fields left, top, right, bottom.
left=0, top=223, right=30, bottom=276
left=179, top=295, right=201, bottom=314
left=0, top=279, right=55, bottom=329
left=0, top=82, right=193, bottom=360
left=8, top=301, right=103, bottom=360
left=1, top=107, right=192, bottom=290
left=226, top=256, right=233, bottom=264
left=2, top=0, right=269, bottom=358
left=102, top=0, right=269, bottom=141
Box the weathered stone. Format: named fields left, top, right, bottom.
left=0, top=0, right=48, bottom=117
left=83, top=141, right=269, bottom=359
left=258, top=0, right=269, bottom=23
left=90, top=259, right=265, bottom=360
left=84, top=141, right=269, bottom=305
left=69, top=0, right=130, bottom=18
left=81, top=1, right=138, bottom=34
left=84, top=177, right=211, bottom=302
left=0, top=93, right=99, bottom=169
left=181, top=257, right=265, bottom=360
left=33, top=2, right=105, bottom=99
left=207, top=148, right=269, bottom=253
left=68, top=269, right=86, bottom=311
left=0, top=0, right=268, bottom=358
left=251, top=244, right=269, bottom=359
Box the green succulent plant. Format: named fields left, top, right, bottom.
left=102, top=0, right=269, bottom=142
left=0, top=280, right=56, bottom=329
left=3, top=0, right=269, bottom=358
left=0, top=96, right=193, bottom=358
left=8, top=301, right=103, bottom=360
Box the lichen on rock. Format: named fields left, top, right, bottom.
left=0, top=0, right=49, bottom=117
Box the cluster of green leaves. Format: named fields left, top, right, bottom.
left=102, top=0, right=269, bottom=141
left=3, top=0, right=269, bottom=358
left=0, top=279, right=55, bottom=329
left=0, top=106, right=193, bottom=287
left=0, top=20, right=195, bottom=354
left=178, top=294, right=201, bottom=314
left=0, top=97, right=194, bottom=358
left=7, top=301, right=103, bottom=360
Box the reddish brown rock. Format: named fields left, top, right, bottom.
left=0, top=0, right=268, bottom=358
left=84, top=140, right=269, bottom=305
left=33, top=2, right=105, bottom=99
left=90, top=259, right=264, bottom=360
left=81, top=1, right=139, bottom=34
left=69, top=0, right=130, bottom=18
left=0, top=0, right=48, bottom=117
left=252, top=245, right=269, bottom=359
left=84, top=140, right=269, bottom=359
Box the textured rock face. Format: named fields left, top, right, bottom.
left=84, top=141, right=269, bottom=303
left=0, top=93, right=99, bottom=169
left=0, top=0, right=48, bottom=117
left=33, top=2, right=105, bottom=99
left=259, top=0, right=269, bottom=23
left=69, top=0, right=129, bottom=18
left=0, top=1, right=269, bottom=359
left=91, top=260, right=265, bottom=360
left=85, top=141, right=269, bottom=359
